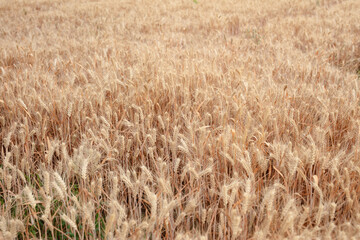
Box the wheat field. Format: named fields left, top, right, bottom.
left=0, top=0, right=360, bottom=239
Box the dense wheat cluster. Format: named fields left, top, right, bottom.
left=1, top=0, right=360, bottom=239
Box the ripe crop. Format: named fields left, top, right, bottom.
left=1, top=0, right=360, bottom=239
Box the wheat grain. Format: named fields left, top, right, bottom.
left=44, top=196, right=52, bottom=217
left=0, top=216, right=7, bottom=233
left=14, top=219, right=25, bottom=233
left=81, top=157, right=89, bottom=180
left=23, top=186, right=36, bottom=209
left=3, top=231, right=13, bottom=240
left=54, top=172, right=67, bottom=194
left=61, top=214, right=78, bottom=231
left=52, top=181, right=65, bottom=199
left=43, top=171, right=50, bottom=195
left=94, top=177, right=102, bottom=198
left=144, top=186, right=157, bottom=221
left=41, top=215, right=54, bottom=231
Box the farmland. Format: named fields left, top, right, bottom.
left=1, top=0, right=360, bottom=239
